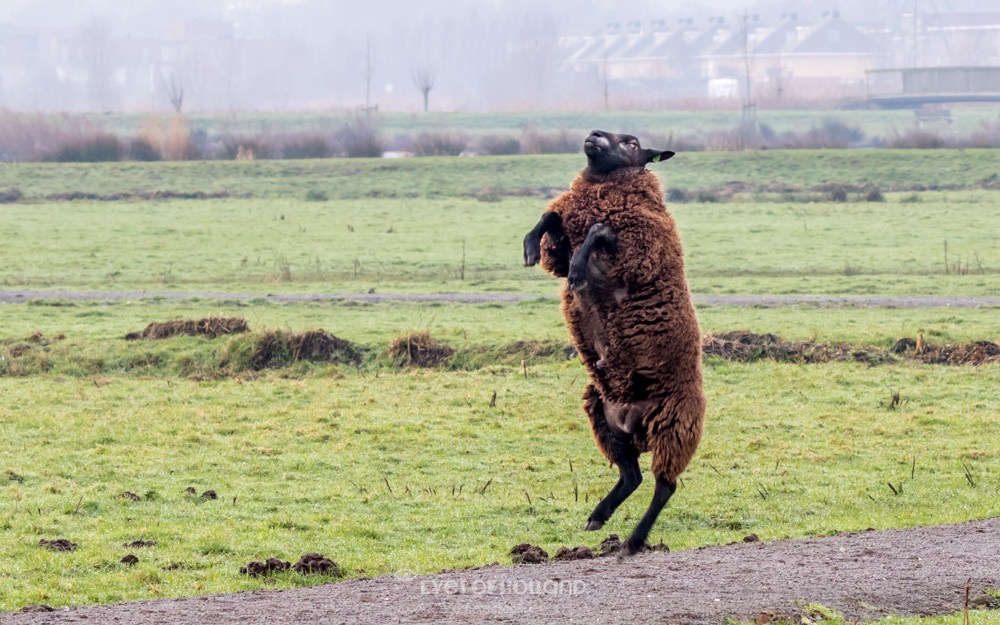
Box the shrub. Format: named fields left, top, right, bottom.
left=887, top=130, right=946, bottom=149
left=337, top=112, right=384, bottom=158
left=220, top=135, right=272, bottom=160
left=127, top=137, right=162, bottom=161
left=136, top=115, right=200, bottom=161
left=281, top=134, right=333, bottom=159
left=666, top=187, right=689, bottom=203
left=412, top=131, right=467, bottom=157
left=828, top=185, right=849, bottom=202
left=862, top=185, right=885, bottom=202
left=477, top=134, right=521, bottom=155
left=0, top=187, right=23, bottom=203
left=46, top=133, right=123, bottom=162
left=520, top=129, right=578, bottom=154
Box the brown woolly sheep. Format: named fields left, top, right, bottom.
left=523, top=130, right=705, bottom=556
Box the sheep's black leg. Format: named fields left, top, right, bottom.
left=585, top=448, right=641, bottom=531
left=622, top=475, right=677, bottom=556
left=568, top=223, right=617, bottom=291
left=523, top=211, right=563, bottom=267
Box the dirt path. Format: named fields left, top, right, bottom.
left=4, top=517, right=997, bottom=625
left=3, top=289, right=1000, bottom=308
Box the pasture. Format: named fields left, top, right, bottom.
left=1, top=148, right=999, bottom=617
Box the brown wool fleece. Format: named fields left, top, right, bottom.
left=540, top=166, right=704, bottom=481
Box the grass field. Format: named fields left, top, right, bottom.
left=1, top=148, right=999, bottom=615
left=64, top=106, right=1000, bottom=143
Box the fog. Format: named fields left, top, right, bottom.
left=0, top=0, right=994, bottom=112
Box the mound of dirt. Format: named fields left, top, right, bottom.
left=388, top=331, right=455, bottom=367
left=241, top=558, right=291, bottom=577
left=2, top=332, right=66, bottom=358
left=702, top=331, right=999, bottom=367
left=38, top=539, right=76, bottom=552
left=551, top=546, right=594, bottom=561
left=123, top=540, right=156, bottom=548
left=247, top=329, right=362, bottom=370
left=292, top=553, right=342, bottom=576
left=915, top=339, right=1000, bottom=365
left=15, top=605, right=54, bottom=614
left=120, top=555, right=139, bottom=566
left=510, top=543, right=548, bottom=564
left=126, top=317, right=249, bottom=340
left=702, top=331, right=875, bottom=364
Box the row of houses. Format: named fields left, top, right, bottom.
left=559, top=11, right=1000, bottom=102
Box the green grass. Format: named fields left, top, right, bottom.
left=2, top=192, right=999, bottom=296
left=1, top=150, right=999, bottom=616
left=63, top=107, right=1000, bottom=142
left=3, top=150, right=999, bottom=201
left=1, top=360, right=997, bottom=610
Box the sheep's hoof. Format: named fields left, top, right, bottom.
left=584, top=519, right=605, bottom=531
left=620, top=540, right=642, bottom=557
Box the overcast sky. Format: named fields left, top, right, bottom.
left=0, top=0, right=988, bottom=112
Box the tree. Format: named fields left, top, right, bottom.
left=412, top=66, right=434, bottom=113
left=164, top=74, right=184, bottom=113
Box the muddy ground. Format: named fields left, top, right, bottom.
left=3, top=517, right=997, bottom=625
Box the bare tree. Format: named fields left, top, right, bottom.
left=164, top=74, right=184, bottom=113
left=411, top=66, right=434, bottom=112
left=364, top=33, right=376, bottom=112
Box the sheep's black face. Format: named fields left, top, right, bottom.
left=583, top=130, right=674, bottom=176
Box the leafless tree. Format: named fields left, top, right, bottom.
left=364, top=34, right=377, bottom=112
left=164, top=74, right=184, bottom=113
left=411, top=66, right=434, bottom=112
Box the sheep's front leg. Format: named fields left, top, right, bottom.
left=568, top=222, right=618, bottom=291
left=523, top=211, right=563, bottom=267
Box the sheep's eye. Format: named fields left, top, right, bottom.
left=628, top=143, right=639, bottom=150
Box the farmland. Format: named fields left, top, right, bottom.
left=0, top=146, right=998, bottom=618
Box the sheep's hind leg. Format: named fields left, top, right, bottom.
left=622, top=475, right=677, bottom=556
left=585, top=453, right=641, bottom=531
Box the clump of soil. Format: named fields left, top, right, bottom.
left=552, top=546, right=594, bottom=561
left=246, top=329, right=363, bottom=370
left=201, top=490, right=218, bottom=500
left=510, top=543, right=549, bottom=564
left=126, top=316, right=249, bottom=340
left=184, top=486, right=198, bottom=495
left=161, top=562, right=182, bottom=571
left=593, top=534, right=669, bottom=556
left=241, top=558, right=291, bottom=577
left=121, top=554, right=139, bottom=566
left=38, top=538, right=77, bottom=551
left=292, top=553, right=342, bottom=576
left=118, top=491, right=140, bottom=501
left=702, top=331, right=876, bottom=365
left=2, top=332, right=66, bottom=358
left=914, top=339, right=1000, bottom=365
left=703, top=331, right=1000, bottom=367
left=388, top=331, right=455, bottom=367
left=16, top=605, right=55, bottom=614
left=595, top=534, right=622, bottom=556
left=123, top=539, right=156, bottom=548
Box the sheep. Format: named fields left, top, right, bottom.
left=523, top=130, right=705, bottom=556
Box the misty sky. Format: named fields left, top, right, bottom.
left=0, top=0, right=990, bottom=112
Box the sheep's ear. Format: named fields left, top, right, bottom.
left=643, top=149, right=675, bottom=165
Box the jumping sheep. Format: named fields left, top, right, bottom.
left=523, top=130, right=705, bottom=555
